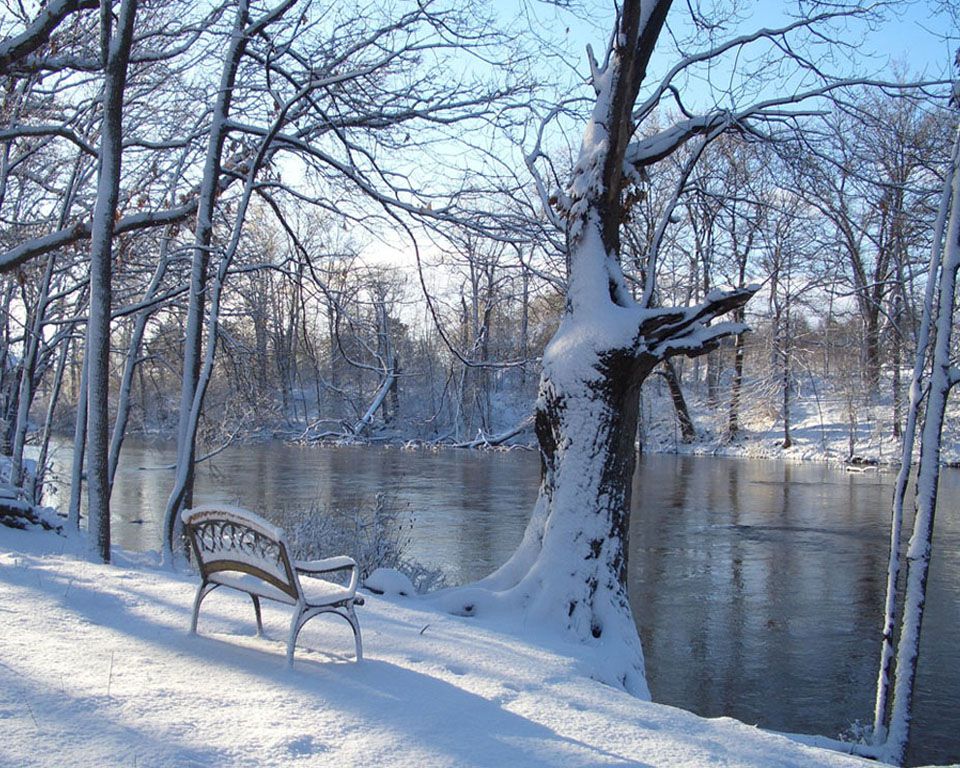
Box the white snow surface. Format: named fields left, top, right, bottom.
left=0, top=525, right=879, bottom=768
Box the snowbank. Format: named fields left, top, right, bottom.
left=0, top=525, right=880, bottom=768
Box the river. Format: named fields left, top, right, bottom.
left=46, top=440, right=960, bottom=766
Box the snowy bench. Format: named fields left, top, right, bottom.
left=181, top=505, right=363, bottom=665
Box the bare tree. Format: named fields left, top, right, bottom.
left=425, top=0, right=916, bottom=696
left=85, top=0, right=139, bottom=562
left=874, top=97, right=960, bottom=767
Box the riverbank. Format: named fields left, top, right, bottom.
left=0, top=522, right=885, bottom=768
left=86, top=372, right=960, bottom=470
left=640, top=385, right=960, bottom=467
left=281, top=380, right=960, bottom=468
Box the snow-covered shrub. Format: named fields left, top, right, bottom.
left=837, top=719, right=872, bottom=746
left=286, top=491, right=445, bottom=594
left=364, top=568, right=416, bottom=596
left=0, top=457, right=63, bottom=532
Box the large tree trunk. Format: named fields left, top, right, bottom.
left=432, top=310, right=658, bottom=695
left=428, top=0, right=759, bottom=695
left=526, top=344, right=653, bottom=692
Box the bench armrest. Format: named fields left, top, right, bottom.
left=295, top=556, right=359, bottom=598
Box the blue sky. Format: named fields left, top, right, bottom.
left=490, top=1, right=956, bottom=90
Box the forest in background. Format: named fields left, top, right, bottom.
left=2, top=72, right=954, bottom=458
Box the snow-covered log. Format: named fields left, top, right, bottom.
left=0, top=493, right=62, bottom=532
left=450, top=416, right=534, bottom=449
left=352, top=370, right=398, bottom=437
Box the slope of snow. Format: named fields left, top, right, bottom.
left=0, top=525, right=879, bottom=768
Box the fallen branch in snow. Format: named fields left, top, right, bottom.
left=449, top=416, right=535, bottom=449
left=353, top=370, right=398, bottom=437
left=0, top=494, right=62, bottom=532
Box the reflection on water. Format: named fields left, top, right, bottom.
left=46, top=440, right=959, bottom=766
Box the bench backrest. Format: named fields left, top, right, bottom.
left=182, top=505, right=299, bottom=600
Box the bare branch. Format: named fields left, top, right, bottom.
left=0, top=0, right=98, bottom=75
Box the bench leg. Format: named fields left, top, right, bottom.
left=250, top=595, right=264, bottom=637
left=347, top=604, right=363, bottom=662
left=190, top=581, right=217, bottom=634
left=287, top=604, right=306, bottom=667
left=286, top=603, right=363, bottom=665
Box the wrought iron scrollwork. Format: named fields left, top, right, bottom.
left=193, top=519, right=284, bottom=569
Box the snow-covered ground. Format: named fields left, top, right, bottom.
left=0, top=524, right=882, bottom=768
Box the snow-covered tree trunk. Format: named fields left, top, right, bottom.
left=162, top=59, right=300, bottom=561
left=880, top=112, right=960, bottom=766
left=162, top=0, right=300, bottom=559
left=85, top=0, right=138, bottom=562
left=164, top=0, right=251, bottom=547
left=68, top=349, right=88, bottom=531
left=432, top=0, right=756, bottom=695
left=871, top=121, right=959, bottom=747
